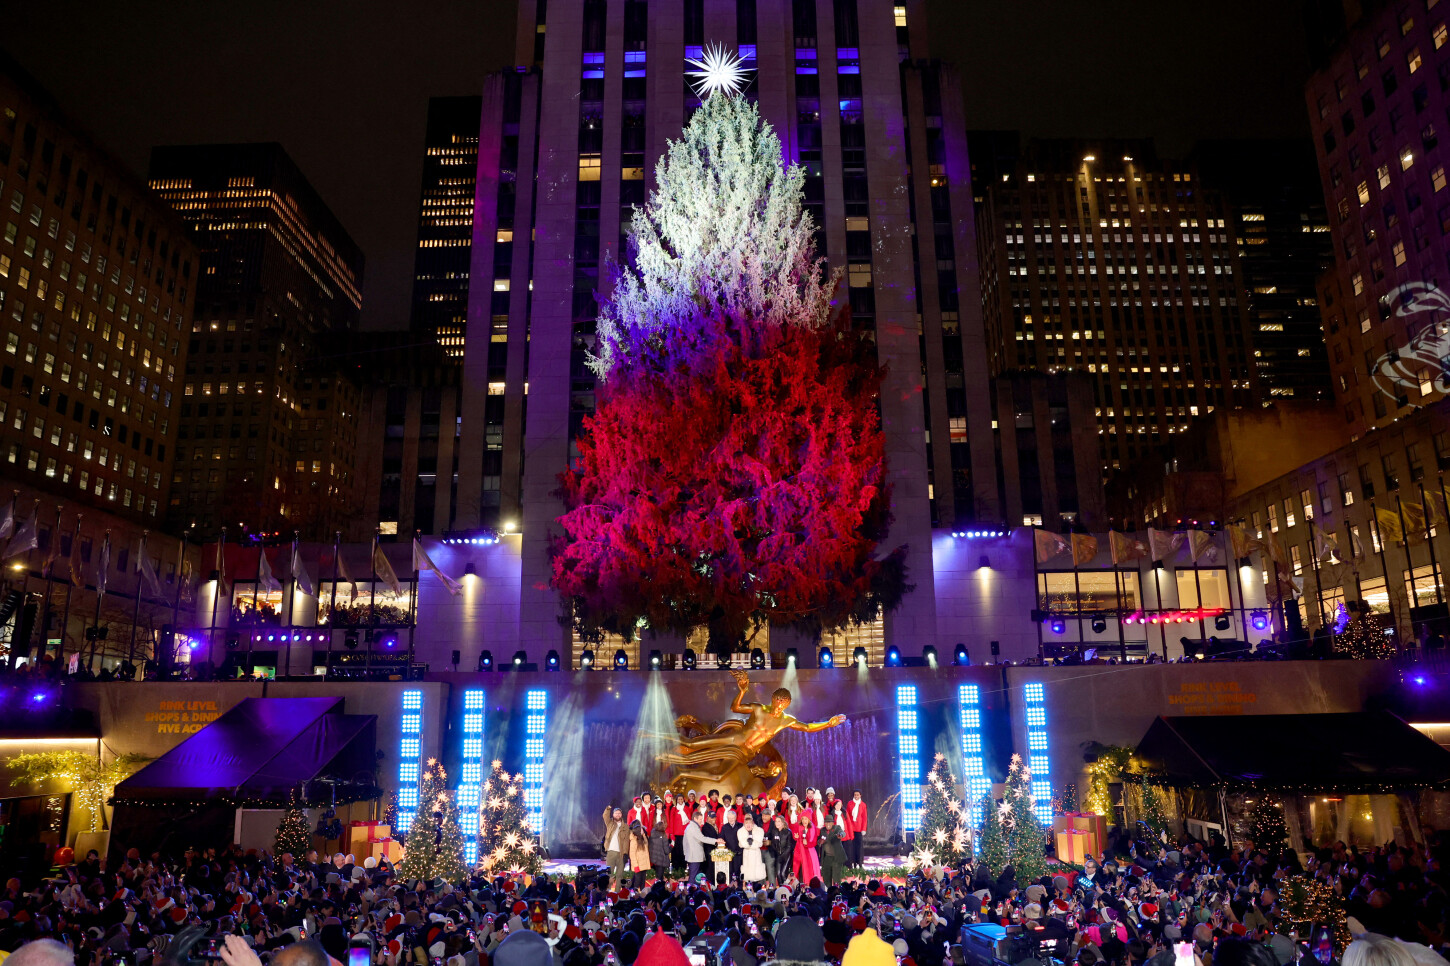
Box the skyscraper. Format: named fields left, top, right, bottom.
left=410, top=97, right=482, bottom=360
left=1305, top=0, right=1450, bottom=434
left=976, top=139, right=1260, bottom=477
left=456, top=0, right=997, bottom=655
left=148, top=143, right=366, bottom=540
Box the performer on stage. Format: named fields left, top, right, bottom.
left=738, top=812, right=766, bottom=886
left=845, top=789, right=867, bottom=867
left=767, top=814, right=793, bottom=887
left=791, top=809, right=820, bottom=883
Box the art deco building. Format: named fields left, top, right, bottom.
left=410, top=97, right=482, bottom=361
left=148, top=143, right=366, bottom=540
left=449, top=0, right=1000, bottom=656
left=1305, top=0, right=1450, bottom=435
left=977, top=139, right=1260, bottom=477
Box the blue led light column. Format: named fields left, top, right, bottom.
left=524, top=689, right=548, bottom=839
left=896, top=684, right=921, bottom=835
left=457, top=688, right=485, bottom=864
left=397, top=689, right=424, bottom=833
left=1023, top=682, right=1053, bottom=824
left=958, top=684, right=990, bottom=824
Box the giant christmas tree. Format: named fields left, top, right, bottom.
left=398, top=760, right=467, bottom=882
left=914, top=754, right=968, bottom=868
left=552, top=74, right=907, bottom=648
left=1004, top=754, right=1049, bottom=884
left=478, top=761, right=542, bottom=874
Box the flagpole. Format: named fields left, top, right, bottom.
left=170, top=531, right=188, bottom=674
left=209, top=527, right=226, bottom=668
left=1111, top=561, right=1128, bottom=662
left=1229, top=523, right=1251, bottom=650
left=1420, top=481, right=1444, bottom=606
left=369, top=530, right=379, bottom=675
left=287, top=530, right=299, bottom=635
left=129, top=532, right=147, bottom=665
left=329, top=530, right=340, bottom=673
left=38, top=504, right=61, bottom=664
left=58, top=516, right=79, bottom=672
left=1306, top=524, right=1328, bottom=640
left=1071, top=532, right=1085, bottom=660
left=408, top=530, right=419, bottom=663
left=1396, top=492, right=1415, bottom=651
left=1370, top=501, right=1399, bottom=647
left=1149, top=554, right=1167, bottom=661
left=1032, top=529, right=1044, bottom=663
left=1190, top=536, right=1206, bottom=646
left=91, top=531, right=109, bottom=672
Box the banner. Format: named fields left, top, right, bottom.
left=1070, top=533, right=1099, bottom=568
left=257, top=547, right=282, bottom=594
left=291, top=538, right=316, bottom=598
left=1034, top=529, right=1068, bottom=564
left=1108, top=531, right=1148, bottom=565
left=1188, top=530, right=1217, bottom=564
left=1374, top=506, right=1404, bottom=546
left=1401, top=500, right=1427, bottom=541
left=336, top=548, right=359, bottom=603
left=5, top=504, right=37, bottom=559
left=1147, top=528, right=1183, bottom=563
left=1227, top=524, right=1256, bottom=561
left=96, top=533, right=111, bottom=598
left=68, top=520, right=84, bottom=586
left=1314, top=525, right=1340, bottom=563
left=139, top=540, right=166, bottom=600
left=373, top=540, right=402, bottom=596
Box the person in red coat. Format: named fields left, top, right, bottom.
left=844, top=789, right=867, bottom=867
left=627, top=794, right=653, bottom=829
left=792, top=810, right=821, bottom=883
left=667, top=791, right=691, bottom=871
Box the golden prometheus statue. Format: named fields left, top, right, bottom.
left=657, top=668, right=847, bottom=800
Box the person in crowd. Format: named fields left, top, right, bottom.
left=648, top=814, right=672, bottom=882
left=768, top=812, right=795, bottom=886
left=738, top=812, right=767, bottom=887
left=627, top=818, right=651, bottom=889
left=682, top=809, right=716, bottom=883
left=818, top=813, right=847, bottom=887
left=792, top=808, right=820, bottom=883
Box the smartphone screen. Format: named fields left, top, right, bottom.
left=349, top=947, right=371, bottom=966
left=1312, top=927, right=1334, bottom=966
left=1175, top=942, right=1194, bottom=966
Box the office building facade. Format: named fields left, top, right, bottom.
left=148, top=143, right=366, bottom=540
left=454, top=0, right=999, bottom=655
left=410, top=96, right=483, bottom=361
left=977, top=139, right=1260, bottom=478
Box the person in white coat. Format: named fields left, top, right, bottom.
left=738, top=812, right=767, bottom=886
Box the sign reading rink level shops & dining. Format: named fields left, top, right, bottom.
left=1167, top=681, right=1258, bottom=715
left=144, top=700, right=222, bottom=734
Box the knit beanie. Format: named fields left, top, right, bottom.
left=843, top=929, right=896, bottom=966
left=776, top=916, right=826, bottom=964
left=636, top=933, right=692, bottom=966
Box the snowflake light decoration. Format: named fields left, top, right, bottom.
left=686, top=44, right=752, bottom=98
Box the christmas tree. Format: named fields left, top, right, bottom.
left=274, top=796, right=311, bottom=859
left=1245, top=797, right=1289, bottom=853
left=1004, top=754, right=1048, bottom=884
left=913, top=753, right=969, bottom=868
left=1137, top=783, right=1170, bottom=842
left=975, top=794, right=1009, bottom=878
left=1331, top=613, right=1395, bottom=659
left=552, top=87, right=906, bottom=648
left=478, top=760, right=543, bottom=874
left=397, top=760, right=467, bottom=882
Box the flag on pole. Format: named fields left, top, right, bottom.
left=373, top=540, right=402, bottom=596
left=291, top=537, right=315, bottom=597
left=1109, top=531, right=1149, bottom=565
left=1147, top=528, right=1183, bottom=563
left=96, top=533, right=111, bottom=598
left=138, top=540, right=166, bottom=600
left=256, top=546, right=282, bottom=593
left=5, top=504, right=38, bottom=559
left=1314, top=524, right=1341, bottom=563
left=216, top=537, right=232, bottom=599
left=1070, top=533, right=1099, bottom=567
left=68, top=520, right=84, bottom=586
left=1188, top=530, right=1218, bottom=564
left=1375, top=505, right=1405, bottom=546
left=1265, top=531, right=1287, bottom=566
left=1033, top=529, right=1069, bottom=564
left=0, top=495, right=13, bottom=543
left=42, top=517, right=62, bottom=578
left=413, top=538, right=462, bottom=596
left=1348, top=525, right=1365, bottom=557
left=1401, top=500, right=1427, bottom=541
left=336, top=548, right=358, bottom=603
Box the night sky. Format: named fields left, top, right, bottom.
left=7, top=0, right=1313, bottom=331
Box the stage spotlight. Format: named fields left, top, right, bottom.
left=1049, top=619, right=1067, bottom=635
left=886, top=645, right=901, bottom=666
left=682, top=648, right=697, bottom=670
left=819, top=647, right=833, bottom=668
left=614, top=649, right=628, bottom=669
left=512, top=649, right=526, bottom=667
left=1091, top=617, right=1107, bottom=633
left=785, top=647, right=798, bottom=665
left=343, top=632, right=358, bottom=651
left=581, top=648, right=594, bottom=669
left=954, top=643, right=970, bottom=666
left=853, top=646, right=868, bottom=666
left=30, top=690, right=48, bottom=705
left=545, top=649, right=560, bottom=670
left=750, top=648, right=765, bottom=669
left=922, top=645, right=937, bottom=666
left=226, top=634, right=241, bottom=651
left=381, top=635, right=399, bottom=650
left=1250, top=611, right=1270, bottom=632
left=478, top=649, right=493, bottom=671
left=648, top=649, right=663, bottom=669
left=1215, top=614, right=1231, bottom=631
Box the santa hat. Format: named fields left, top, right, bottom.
left=1138, top=903, right=1159, bottom=920
left=170, top=907, right=187, bottom=924
left=695, top=905, right=711, bottom=927
left=565, top=925, right=582, bottom=941
left=385, top=914, right=404, bottom=933
left=1051, top=899, right=1071, bottom=914
left=388, top=940, right=403, bottom=957
left=512, top=901, right=527, bottom=915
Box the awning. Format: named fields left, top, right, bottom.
left=113, top=697, right=378, bottom=807
left=1133, top=711, right=1450, bottom=791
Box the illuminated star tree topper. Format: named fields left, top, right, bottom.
left=686, top=43, right=752, bottom=98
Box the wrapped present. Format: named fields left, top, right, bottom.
left=369, top=839, right=402, bottom=863
left=1067, top=812, right=1107, bottom=843
left=368, top=824, right=391, bottom=842
left=1054, top=829, right=1099, bottom=866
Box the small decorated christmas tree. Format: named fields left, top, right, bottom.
left=1137, top=783, right=1170, bottom=841
left=1059, top=783, right=1078, bottom=814
left=478, top=760, right=543, bottom=874
left=1332, top=614, right=1395, bottom=659
left=398, top=760, right=467, bottom=882
left=274, top=796, right=311, bottom=859
left=913, top=753, right=969, bottom=868
left=1004, top=753, right=1048, bottom=883
left=975, top=794, right=1010, bottom=877
left=1246, top=797, right=1289, bottom=853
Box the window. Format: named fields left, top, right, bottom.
left=1410, top=47, right=1423, bottom=72
left=1320, top=480, right=1334, bottom=513
left=1406, top=564, right=1444, bottom=607
left=1036, top=571, right=1140, bottom=613
left=1268, top=503, right=1279, bottom=532
left=1175, top=569, right=1230, bottom=610
left=1357, top=180, right=1371, bottom=204
left=1435, top=166, right=1447, bottom=191
left=1383, top=453, right=1400, bottom=489
left=1394, top=239, right=1408, bottom=265
left=1290, top=544, right=1303, bottom=577
left=1285, top=497, right=1297, bottom=528
left=1302, top=487, right=1316, bottom=521
left=1402, top=146, right=1416, bottom=170
left=1379, top=163, right=1393, bottom=188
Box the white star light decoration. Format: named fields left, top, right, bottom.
left=686, top=44, right=752, bottom=98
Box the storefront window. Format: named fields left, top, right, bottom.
left=1037, top=571, right=1140, bottom=613
left=1175, top=569, right=1230, bottom=610
left=317, top=580, right=416, bottom=626
left=1404, top=564, right=1445, bottom=608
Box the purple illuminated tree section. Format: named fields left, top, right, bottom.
left=551, top=91, right=907, bottom=648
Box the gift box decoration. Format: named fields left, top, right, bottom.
left=1054, top=829, right=1099, bottom=866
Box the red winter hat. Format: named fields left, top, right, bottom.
left=637, top=932, right=691, bottom=966
left=170, top=907, right=187, bottom=924
left=513, top=901, right=527, bottom=915
left=1231, top=924, right=1247, bottom=937
left=565, top=926, right=583, bottom=941
left=850, top=915, right=869, bottom=933
left=645, top=910, right=657, bottom=923
left=694, top=905, right=710, bottom=927
left=385, top=914, right=403, bottom=933
left=388, top=940, right=403, bottom=956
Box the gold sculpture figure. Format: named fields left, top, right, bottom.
left=657, top=668, right=847, bottom=800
